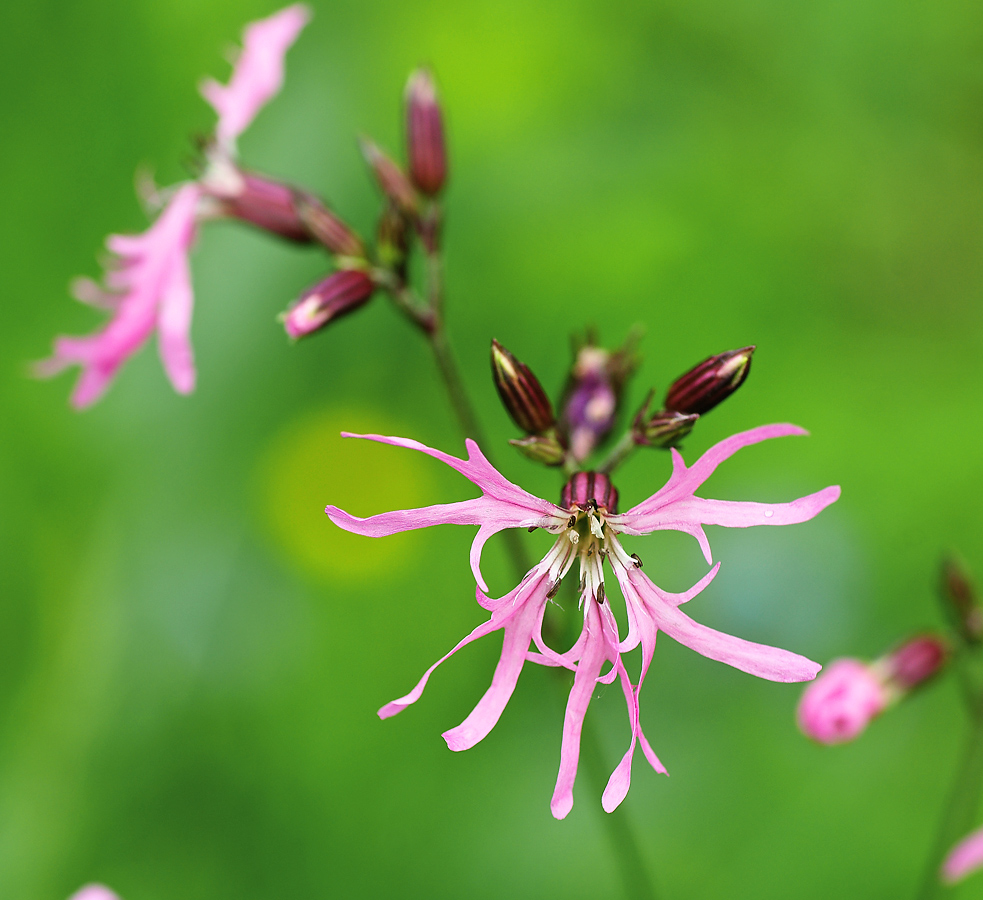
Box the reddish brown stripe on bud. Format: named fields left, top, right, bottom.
left=405, top=68, right=447, bottom=196
left=665, top=346, right=754, bottom=416
left=294, top=193, right=365, bottom=259
left=282, top=269, right=375, bottom=339
left=490, top=339, right=556, bottom=435
left=560, top=471, right=619, bottom=513
left=213, top=171, right=312, bottom=244
left=359, top=138, right=419, bottom=216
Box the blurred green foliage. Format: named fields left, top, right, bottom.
left=2, top=0, right=983, bottom=897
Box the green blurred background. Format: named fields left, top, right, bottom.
left=2, top=0, right=983, bottom=897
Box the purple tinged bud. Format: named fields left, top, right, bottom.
left=405, top=67, right=447, bottom=196
left=491, top=339, right=556, bottom=435
left=294, top=193, right=366, bottom=259
left=377, top=202, right=410, bottom=275
left=665, top=346, right=754, bottom=416
left=940, top=557, right=983, bottom=644
left=359, top=137, right=419, bottom=216
left=509, top=433, right=566, bottom=467
left=282, top=269, right=375, bottom=339
left=881, top=634, right=949, bottom=693
left=204, top=167, right=312, bottom=243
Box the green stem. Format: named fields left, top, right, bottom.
left=598, top=430, right=638, bottom=474
left=916, top=695, right=983, bottom=899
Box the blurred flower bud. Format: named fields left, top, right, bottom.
left=68, top=888, right=121, bottom=900
left=201, top=163, right=312, bottom=243
left=665, top=346, right=754, bottom=416
left=405, top=67, right=447, bottom=196
left=631, top=390, right=699, bottom=448
left=558, top=332, right=639, bottom=462
left=796, top=659, right=888, bottom=745
left=359, top=137, right=419, bottom=216
left=294, top=192, right=366, bottom=259
left=880, top=634, right=949, bottom=693
left=491, top=339, right=556, bottom=435
left=510, top=433, right=566, bottom=466
left=940, top=556, right=983, bottom=644
left=561, top=471, right=619, bottom=513
left=282, top=269, right=375, bottom=339
left=943, top=826, right=983, bottom=885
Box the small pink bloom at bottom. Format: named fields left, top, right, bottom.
left=797, top=658, right=887, bottom=744
left=67, top=886, right=121, bottom=900
left=943, top=826, right=983, bottom=884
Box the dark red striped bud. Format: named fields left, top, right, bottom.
left=282, top=269, right=375, bottom=339
left=560, top=471, right=619, bottom=514
left=491, top=339, right=556, bottom=435
left=940, top=557, right=983, bottom=644
left=359, top=137, right=419, bottom=216
left=294, top=193, right=365, bottom=259
left=882, top=635, right=949, bottom=692
left=405, top=68, right=447, bottom=196
left=509, top=433, right=566, bottom=466
left=205, top=169, right=312, bottom=244
left=665, top=346, right=754, bottom=416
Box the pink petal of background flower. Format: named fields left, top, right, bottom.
left=201, top=4, right=311, bottom=149
left=796, top=658, right=887, bottom=744
left=942, top=826, right=983, bottom=884
left=37, top=184, right=201, bottom=408
left=67, top=887, right=121, bottom=900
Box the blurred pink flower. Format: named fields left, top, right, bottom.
left=796, top=658, right=887, bottom=744
left=326, top=423, right=839, bottom=817
left=40, top=5, right=309, bottom=408
left=943, top=826, right=983, bottom=884
left=67, top=886, right=121, bottom=900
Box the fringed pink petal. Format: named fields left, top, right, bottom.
left=443, top=591, right=548, bottom=751
left=156, top=242, right=196, bottom=394
left=202, top=4, right=311, bottom=148
left=942, top=826, right=983, bottom=884
left=550, top=602, right=609, bottom=820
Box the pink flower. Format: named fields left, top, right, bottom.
left=67, top=887, right=121, bottom=900
left=326, top=423, right=839, bottom=817
left=943, top=826, right=983, bottom=884
left=796, top=658, right=888, bottom=744
left=39, top=6, right=309, bottom=408
left=200, top=4, right=312, bottom=151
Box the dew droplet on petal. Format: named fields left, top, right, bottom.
left=764, top=509, right=774, bottom=518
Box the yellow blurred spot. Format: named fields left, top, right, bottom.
left=256, top=408, right=433, bottom=582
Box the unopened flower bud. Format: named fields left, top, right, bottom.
left=631, top=390, right=699, bottom=448
left=491, top=339, right=556, bottom=435
left=282, top=269, right=375, bottom=339
left=405, top=67, right=447, bottom=196
left=880, top=634, right=949, bottom=692
left=204, top=167, right=312, bottom=243
left=294, top=193, right=365, bottom=259
left=665, top=346, right=754, bottom=416
left=796, top=659, right=888, bottom=745
left=510, top=433, right=566, bottom=466
left=941, top=557, right=983, bottom=644
left=560, top=471, right=619, bottom=513
left=359, top=137, right=418, bottom=216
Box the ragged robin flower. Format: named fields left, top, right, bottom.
left=325, top=423, right=839, bottom=817
left=37, top=5, right=310, bottom=407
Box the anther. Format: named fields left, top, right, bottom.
left=527, top=525, right=538, bottom=532
left=596, top=583, right=606, bottom=604
left=631, top=553, right=643, bottom=568
left=567, top=515, right=577, bottom=528
left=546, top=579, right=562, bottom=600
